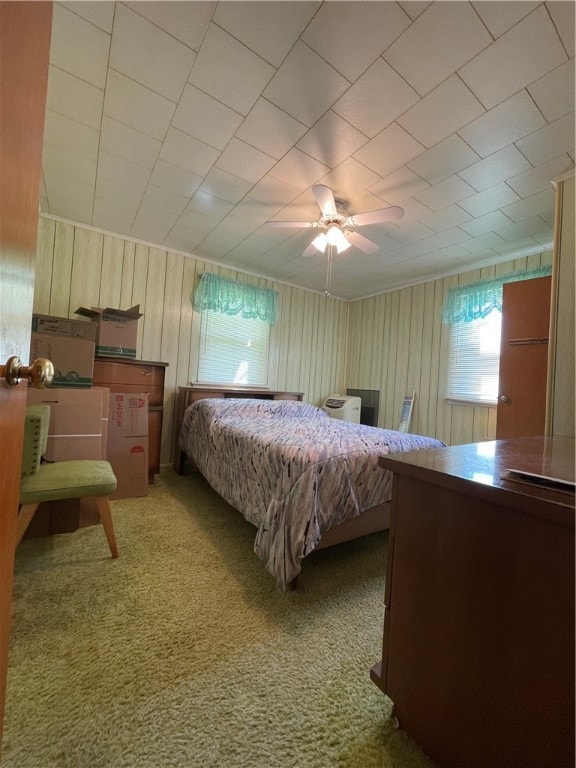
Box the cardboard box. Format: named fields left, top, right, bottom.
left=30, top=333, right=95, bottom=388
left=106, top=392, right=148, bottom=499
left=75, top=305, right=142, bottom=358
left=27, top=387, right=109, bottom=461
left=32, top=313, right=96, bottom=340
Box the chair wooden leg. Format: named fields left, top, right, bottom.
left=16, top=503, right=40, bottom=546
left=94, top=496, right=119, bottom=558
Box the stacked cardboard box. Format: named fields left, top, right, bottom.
left=30, top=314, right=96, bottom=388
left=24, top=386, right=110, bottom=537
left=75, top=305, right=142, bottom=358
left=106, top=392, right=148, bottom=499
left=26, top=386, right=109, bottom=460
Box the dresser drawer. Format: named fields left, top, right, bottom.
left=94, top=381, right=164, bottom=407
left=93, top=360, right=165, bottom=387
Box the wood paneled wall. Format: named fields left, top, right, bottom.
left=34, top=216, right=349, bottom=464
left=346, top=252, right=553, bottom=446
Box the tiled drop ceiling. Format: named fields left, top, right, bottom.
left=41, top=1, right=575, bottom=300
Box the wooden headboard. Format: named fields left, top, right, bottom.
left=173, top=385, right=304, bottom=474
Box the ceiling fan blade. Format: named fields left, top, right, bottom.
left=266, top=220, right=315, bottom=228
left=347, top=206, right=404, bottom=226
left=345, top=230, right=379, bottom=254
left=312, top=184, right=337, bottom=217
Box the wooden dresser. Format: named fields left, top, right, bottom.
left=93, top=357, right=168, bottom=482
left=371, top=436, right=575, bottom=768
left=173, top=385, right=304, bottom=473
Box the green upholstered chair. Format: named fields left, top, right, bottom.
left=18, top=404, right=119, bottom=558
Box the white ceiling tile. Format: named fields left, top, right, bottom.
left=236, top=99, right=307, bottom=161
left=516, top=113, right=576, bottom=166
left=110, top=5, right=196, bottom=102
left=269, top=148, right=331, bottom=191
left=528, top=60, right=576, bottom=122
left=398, top=2, right=432, bottom=21
left=302, top=2, right=410, bottom=82
left=177, top=210, right=221, bottom=236
left=296, top=111, right=367, bottom=169
left=60, top=1, right=115, bottom=33
left=50, top=4, right=110, bottom=89
left=507, top=154, right=574, bottom=198
left=140, top=185, right=190, bottom=217
left=423, top=227, right=471, bottom=249
left=43, top=144, right=97, bottom=187
left=393, top=197, right=435, bottom=223
left=93, top=197, right=137, bottom=233
left=407, top=135, right=481, bottom=185
left=394, top=240, right=436, bottom=258
left=131, top=207, right=179, bottom=243
left=458, top=182, right=520, bottom=217
left=495, top=215, right=552, bottom=242
left=96, top=176, right=144, bottom=210
left=126, top=1, right=214, bottom=51
left=149, top=161, right=203, bottom=198
left=199, top=169, right=253, bottom=205
left=384, top=2, right=492, bottom=96
left=248, top=176, right=300, bottom=206
left=371, top=167, right=431, bottom=204
left=186, top=190, right=235, bottom=220
left=47, top=190, right=94, bottom=225
left=387, top=220, right=435, bottom=243
left=460, top=231, right=507, bottom=254
left=189, top=24, right=275, bottom=116
left=213, top=1, right=319, bottom=68
left=44, top=110, right=99, bottom=161
left=46, top=66, right=104, bottom=130
left=98, top=150, right=151, bottom=193
left=546, top=1, right=575, bottom=58
left=320, top=158, right=383, bottom=201
left=415, top=175, right=477, bottom=212
left=104, top=69, right=176, bottom=140
left=333, top=58, right=419, bottom=138
left=492, top=236, right=542, bottom=256
left=101, top=116, right=161, bottom=169
left=458, top=145, right=532, bottom=192
left=500, top=187, right=556, bottom=222
left=398, top=75, right=485, bottom=148
left=215, top=138, right=276, bottom=184
left=159, top=128, right=220, bottom=177
left=172, top=84, right=243, bottom=151
left=163, top=224, right=205, bottom=253
left=354, top=123, right=425, bottom=177
left=471, top=1, right=540, bottom=38
left=417, top=204, right=472, bottom=232
left=458, top=90, right=546, bottom=157
left=460, top=210, right=514, bottom=237
left=263, top=42, right=349, bottom=128
left=459, top=6, right=567, bottom=110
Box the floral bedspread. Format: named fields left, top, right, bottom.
left=179, top=398, right=445, bottom=589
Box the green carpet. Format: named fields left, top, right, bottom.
left=4, top=469, right=435, bottom=768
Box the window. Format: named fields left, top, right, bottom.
left=446, top=308, right=502, bottom=405
left=197, top=308, right=270, bottom=386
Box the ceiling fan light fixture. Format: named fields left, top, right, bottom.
left=325, top=223, right=348, bottom=251
left=312, top=233, right=328, bottom=252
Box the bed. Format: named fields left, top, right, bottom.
left=178, top=394, right=445, bottom=590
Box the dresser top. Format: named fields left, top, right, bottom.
left=95, top=356, right=168, bottom=367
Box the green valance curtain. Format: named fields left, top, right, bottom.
left=441, top=265, right=552, bottom=324
left=193, top=272, right=279, bottom=324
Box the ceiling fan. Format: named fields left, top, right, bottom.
left=266, top=184, right=404, bottom=257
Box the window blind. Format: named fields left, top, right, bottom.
left=446, top=309, right=502, bottom=404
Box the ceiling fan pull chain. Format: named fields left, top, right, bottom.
left=325, top=246, right=334, bottom=297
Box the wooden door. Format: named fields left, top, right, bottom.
left=0, top=2, right=52, bottom=752
left=496, top=276, right=552, bottom=439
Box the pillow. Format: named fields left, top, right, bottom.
left=194, top=398, right=327, bottom=420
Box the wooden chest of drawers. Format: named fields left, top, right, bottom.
left=93, top=357, right=168, bottom=482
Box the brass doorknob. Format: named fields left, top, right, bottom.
left=499, top=394, right=510, bottom=403
left=1, top=356, right=54, bottom=387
